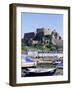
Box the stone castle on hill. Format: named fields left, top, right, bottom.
left=22, top=27, right=63, bottom=51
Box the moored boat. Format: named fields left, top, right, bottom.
left=22, top=67, right=56, bottom=77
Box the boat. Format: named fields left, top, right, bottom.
left=53, top=60, right=62, bottom=65
left=56, top=63, right=63, bottom=69
left=21, top=56, right=37, bottom=67
left=22, top=67, right=56, bottom=77
left=53, top=60, right=63, bottom=69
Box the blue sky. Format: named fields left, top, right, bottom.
left=21, top=13, right=63, bottom=38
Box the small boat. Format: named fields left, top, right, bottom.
left=56, top=63, right=63, bottom=69
left=22, top=67, right=56, bottom=77
left=21, top=56, right=37, bottom=67
left=53, top=60, right=62, bottom=65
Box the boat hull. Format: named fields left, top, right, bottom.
left=22, top=68, right=56, bottom=77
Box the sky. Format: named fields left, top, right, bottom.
left=21, top=12, right=63, bottom=38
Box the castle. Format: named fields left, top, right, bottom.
left=22, top=28, right=63, bottom=47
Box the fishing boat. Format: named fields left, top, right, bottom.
left=22, top=67, right=56, bottom=77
